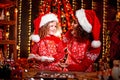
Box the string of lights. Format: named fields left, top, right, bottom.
left=81, top=0, right=84, bottom=9
left=92, top=0, right=96, bottom=10
left=116, top=0, right=120, bottom=21
left=17, top=0, right=22, bottom=59
left=72, top=0, right=77, bottom=11
left=102, top=0, right=108, bottom=58
left=6, top=11, right=10, bottom=59
left=27, top=0, right=32, bottom=54
left=14, top=7, right=18, bottom=60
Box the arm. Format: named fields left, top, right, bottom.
left=67, top=47, right=101, bottom=71
left=28, top=42, right=39, bottom=59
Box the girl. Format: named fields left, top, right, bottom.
left=28, top=13, right=65, bottom=71
left=62, top=9, right=101, bottom=72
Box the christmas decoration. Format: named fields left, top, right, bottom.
left=75, top=9, right=101, bottom=48
left=38, top=0, right=76, bottom=32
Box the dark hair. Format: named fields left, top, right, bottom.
left=71, top=19, right=90, bottom=41
left=76, top=25, right=90, bottom=40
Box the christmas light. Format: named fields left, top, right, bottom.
left=28, top=0, right=32, bottom=54
left=6, top=11, right=10, bottom=59
left=72, top=0, right=77, bottom=11
left=92, top=0, right=96, bottom=10
left=116, top=0, right=120, bottom=21
left=81, top=0, right=84, bottom=8
left=15, top=8, right=18, bottom=13
left=18, top=0, right=22, bottom=59
left=102, top=0, right=107, bottom=58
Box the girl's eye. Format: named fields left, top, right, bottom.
left=49, top=25, right=53, bottom=27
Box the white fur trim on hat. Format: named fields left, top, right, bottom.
left=40, top=13, right=58, bottom=27
left=28, top=54, right=41, bottom=60
left=30, top=34, right=40, bottom=42
left=28, top=54, right=36, bottom=59
left=75, top=9, right=92, bottom=33
left=91, top=40, right=101, bottom=48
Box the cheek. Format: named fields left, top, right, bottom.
left=49, top=27, right=56, bottom=32
left=48, top=28, right=57, bottom=35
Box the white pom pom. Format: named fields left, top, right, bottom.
left=91, top=40, right=101, bottom=48
left=30, top=34, right=40, bottom=42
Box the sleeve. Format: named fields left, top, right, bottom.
left=64, top=30, right=73, bottom=42
left=37, top=40, right=55, bottom=61
left=28, top=42, right=39, bottom=59
left=67, top=47, right=101, bottom=71
left=69, top=40, right=90, bottom=63
left=31, top=42, right=39, bottom=54
left=53, top=41, right=66, bottom=62
left=38, top=40, right=48, bottom=56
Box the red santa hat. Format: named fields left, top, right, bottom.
left=30, top=13, right=58, bottom=42
left=75, top=9, right=101, bottom=48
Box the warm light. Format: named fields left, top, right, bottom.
left=6, top=11, right=10, bottom=16
left=102, top=0, right=108, bottom=58
left=28, top=0, right=32, bottom=54
left=5, top=32, right=9, bottom=39
left=17, top=45, right=20, bottom=50
left=18, top=0, right=22, bottom=59
left=15, top=8, right=18, bottom=13
left=117, top=11, right=120, bottom=18
left=81, top=0, right=84, bottom=8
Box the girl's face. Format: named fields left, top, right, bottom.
left=71, top=20, right=78, bottom=29
left=48, top=21, right=57, bottom=35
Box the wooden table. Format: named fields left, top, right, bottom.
left=22, top=69, right=99, bottom=80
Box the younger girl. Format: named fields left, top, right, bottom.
left=28, top=13, right=65, bottom=71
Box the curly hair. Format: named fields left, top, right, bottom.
left=38, top=21, right=60, bottom=39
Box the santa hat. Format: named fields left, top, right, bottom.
left=75, top=9, right=101, bottom=48
left=30, top=13, right=58, bottom=42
